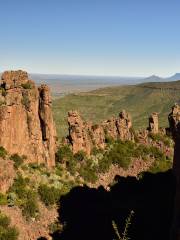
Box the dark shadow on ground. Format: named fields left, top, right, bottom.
left=52, top=169, right=176, bottom=240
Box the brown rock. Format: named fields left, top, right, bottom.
left=0, top=70, right=57, bottom=168
left=1, top=70, right=29, bottom=89
left=116, top=110, right=134, bottom=141
left=148, top=112, right=159, bottom=134
left=67, top=111, right=91, bottom=155
left=91, top=124, right=105, bottom=149
left=67, top=110, right=134, bottom=154
left=103, top=117, right=118, bottom=139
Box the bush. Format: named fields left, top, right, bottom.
left=22, top=191, right=39, bottom=219
left=106, top=141, right=135, bottom=169
left=9, top=174, right=29, bottom=199
left=21, top=82, right=32, bottom=89
left=38, top=184, right=61, bottom=206
left=79, top=160, right=98, bottom=183
left=0, top=212, right=19, bottom=240
left=74, top=150, right=86, bottom=162
left=98, top=156, right=112, bottom=173
left=148, top=133, right=172, bottom=147
left=0, top=146, right=7, bottom=159
left=10, top=154, right=24, bottom=169
left=0, top=193, right=7, bottom=205
left=56, top=146, right=73, bottom=164
left=21, top=94, right=30, bottom=110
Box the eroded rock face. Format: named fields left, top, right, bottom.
left=148, top=112, right=159, bottom=134
left=67, top=111, right=92, bottom=155
left=0, top=70, right=57, bottom=167
left=116, top=110, right=133, bottom=141
left=1, top=70, right=29, bottom=89
left=67, top=110, right=134, bottom=155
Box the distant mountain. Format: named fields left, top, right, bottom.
left=142, top=75, right=164, bottom=82
left=167, top=73, right=180, bottom=81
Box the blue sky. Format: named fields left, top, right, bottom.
left=0, top=0, right=180, bottom=77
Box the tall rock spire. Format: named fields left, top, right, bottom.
left=0, top=70, right=57, bottom=167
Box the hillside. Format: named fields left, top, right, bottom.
left=52, top=81, right=180, bottom=139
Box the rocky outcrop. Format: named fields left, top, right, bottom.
left=67, top=110, right=134, bottom=155
left=116, top=110, right=133, bottom=140
left=148, top=112, right=159, bottom=134
left=67, top=111, right=92, bottom=155
left=0, top=70, right=57, bottom=167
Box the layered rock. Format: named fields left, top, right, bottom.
left=148, top=112, right=159, bottom=134
left=67, top=111, right=92, bottom=155
left=67, top=110, right=134, bottom=155
left=116, top=110, right=133, bottom=140
left=0, top=70, right=57, bottom=167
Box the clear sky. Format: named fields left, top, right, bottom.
left=0, top=0, right=180, bottom=77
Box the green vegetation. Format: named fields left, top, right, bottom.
left=8, top=174, right=39, bottom=219
left=148, top=133, right=173, bottom=147
left=21, top=94, right=30, bottom=110
left=0, top=87, right=7, bottom=97
left=0, top=193, right=7, bottom=205
left=38, top=184, right=61, bottom=206
left=52, top=84, right=180, bottom=139
left=10, top=154, right=24, bottom=169
left=55, top=136, right=172, bottom=184
left=0, top=212, right=19, bottom=240
left=0, top=146, right=7, bottom=159
left=21, top=82, right=32, bottom=89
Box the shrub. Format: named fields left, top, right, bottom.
left=98, top=156, right=112, bottom=173
left=0, top=193, right=7, bottom=205
left=21, top=82, right=32, bottom=89
left=107, top=141, right=135, bottom=169
left=22, top=192, right=39, bottom=219
left=0, top=146, right=7, bottom=159
left=79, top=160, right=98, bottom=183
left=74, top=150, right=86, bottom=162
left=148, top=133, right=172, bottom=147
left=38, top=184, right=61, bottom=206
left=66, top=158, right=77, bottom=175
left=0, top=212, right=19, bottom=240
left=10, top=154, right=24, bottom=169
left=21, top=94, right=30, bottom=110
left=9, top=174, right=29, bottom=199
left=55, top=145, right=73, bottom=164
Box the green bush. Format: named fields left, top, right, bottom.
left=22, top=191, right=39, bottom=219
left=38, top=184, right=61, bottom=206
left=98, top=156, right=112, bottom=173
left=21, top=82, right=32, bottom=89
left=21, top=94, right=30, bottom=110
left=10, top=154, right=24, bottom=169
left=0, top=212, right=19, bottom=240
left=56, top=145, right=73, bottom=164
left=79, top=160, right=98, bottom=183
left=106, top=141, right=135, bottom=169
left=74, top=150, right=86, bottom=162
left=9, top=174, right=29, bottom=199
left=0, top=193, right=7, bottom=205
left=0, top=146, right=7, bottom=159
left=148, top=133, right=172, bottom=147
